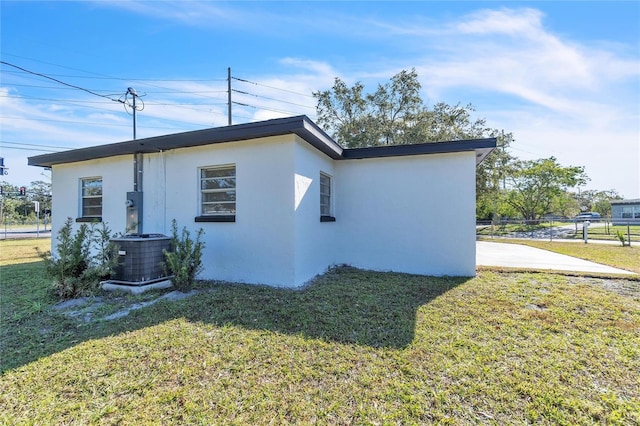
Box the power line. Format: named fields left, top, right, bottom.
left=3, top=53, right=228, bottom=82
left=1, top=140, right=71, bottom=149
left=2, top=115, right=133, bottom=127
left=232, top=76, right=315, bottom=98
left=231, top=89, right=315, bottom=110
left=2, top=69, right=225, bottom=101
left=1, top=62, right=226, bottom=103
left=0, top=145, right=60, bottom=153
left=231, top=101, right=316, bottom=118
left=2, top=93, right=229, bottom=117
left=1, top=61, right=125, bottom=104
left=2, top=60, right=320, bottom=130
left=2, top=110, right=220, bottom=129
left=1, top=93, right=124, bottom=105
left=2, top=82, right=120, bottom=92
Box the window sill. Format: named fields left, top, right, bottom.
left=320, top=215, right=336, bottom=222
left=76, top=217, right=102, bottom=223
left=195, top=215, right=236, bottom=223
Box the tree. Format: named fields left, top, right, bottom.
left=313, top=69, right=525, bottom=221
left=313, top=69, right=490, bottom=148
left=576, top=189, right=622, bottom=217
left=314, top=78, right=369, bottom=148
left=551, top=191, right=581, bottom=219
left=29, top=180, right=52, bottom=215
left=475, top=130, right=517, bottom=220
left=505, top=157, right=588, bottom=220
left=0, top=180, right=52, bottom=223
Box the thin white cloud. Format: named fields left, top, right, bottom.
left=94, top=0, right=238, bottom=27
left=453, top=8, right=546, bottom=37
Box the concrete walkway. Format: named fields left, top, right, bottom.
left=476, top=241, right=636, bottom=275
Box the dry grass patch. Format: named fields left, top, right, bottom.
left=0, top=238, right=50, bottom=266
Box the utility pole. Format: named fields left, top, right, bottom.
left=128, top=87, right=138, bottom=140
left=227, top=67, right=232, bottom=125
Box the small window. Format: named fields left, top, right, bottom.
left=200, top=165, right=236, bottom=218
left=80, top=177, right=102, bottom=219
left=320, top=172, right=335, bottom=222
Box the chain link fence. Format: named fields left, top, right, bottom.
left=0, top=218, right=52, bottom=239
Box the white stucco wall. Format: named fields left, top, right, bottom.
left=292, top=137, right=337, bottom=285
left=50, top=155, right=133, bottom=252
left=144, top=135, right=299, bottom=287
left=48, top=135, right=478, bottom=288
left=334, top=151, right=477, bottom=277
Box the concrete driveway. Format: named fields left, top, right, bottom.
left=476, top=241, right=636, bottom=275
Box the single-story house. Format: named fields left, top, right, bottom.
left=611, top=199, right=640, bottom=225
left=29, top=115, right=496, bottom=288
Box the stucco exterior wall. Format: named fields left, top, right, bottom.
left=47, top=135, right=478, bottom=288
left=334, top=151, right=477, bottom=277
left=147, top=135, right=298, bottom=287
left=292, top=137, right=337, bottom=285
left=50, top=155, right=133, bottom=252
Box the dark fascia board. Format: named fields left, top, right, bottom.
left=342, top=138, right=497, bottom=165
left=28, top=115, right=343, bottom=168
left=28, top=115, right=495, bottom=168
left=611, top=199, right=640, bottom=206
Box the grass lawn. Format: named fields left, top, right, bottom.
left=586, top=224, right=640, bottom=241
left=1, top=239, right=639, bottom=424
left=493, top=239, right=640, bottom=274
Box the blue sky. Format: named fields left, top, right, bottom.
left=1, top=1, right=639, bottom=198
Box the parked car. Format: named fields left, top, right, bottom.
left=574, top=212, right=601, bottom=222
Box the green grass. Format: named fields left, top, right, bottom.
left=494, top=239, right=640, bottom=274
left=586, top=224, right=640, bottom=240
left=1, top=239, right=639, bottom=424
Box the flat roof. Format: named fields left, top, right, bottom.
left=28, top=115, right=496, bottom=167
left=611, top=199, right=640, bottom=205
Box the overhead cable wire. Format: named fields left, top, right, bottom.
left=232, top=76, right=315, bottom=98
left=3, top=53, right=227, bottom=82
left=2, top=58, right=318, bottom=127
left=1, top=140, right=73, bottom=149
left=2, top=109, right=219, bottom=129
left=2, top=63, right=225, bottom=102
left=2, top=93, right=229, bottom=116
left=2, top=82, right=116, bottom=92
left=231, top=88, right=315, bottom=110
left=0, top=146, right=60, bottom=152
left=1, top=93, right=126, bottom=105
left=0, top=61, right=124, bottom=103
left=231, top=101, right=315, bottom=118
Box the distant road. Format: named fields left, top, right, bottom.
left=0, top=229, right=51, bottom=240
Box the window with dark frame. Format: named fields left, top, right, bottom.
left=81, top=177, right=102, bottom=218
left=320, top=172, right=334, bottom=221
left=200, top=165, right=236, bottom=217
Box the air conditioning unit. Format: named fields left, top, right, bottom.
left=109, top=234, right=172, bottom=285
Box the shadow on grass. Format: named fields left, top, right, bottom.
left=1, top=265, right=469, bottom=373
left=181, top=267, right=469, bottom=348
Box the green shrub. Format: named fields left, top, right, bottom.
left=163, top=220, right=205, bottom=292
left=615, top=230, right=626, bottom=247
left=38, top=218, right=118, bottom=299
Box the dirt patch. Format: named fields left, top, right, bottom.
left=568, top=276, right=640, bottom=299
left=52, top=290, right=200, bottom=323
